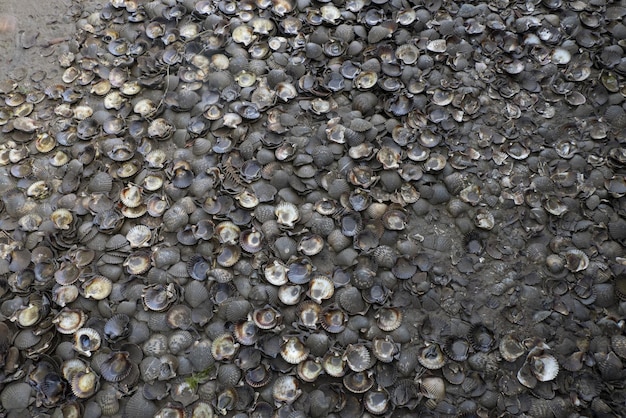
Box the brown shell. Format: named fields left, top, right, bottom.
left=321, top=308, right=348, bottom=333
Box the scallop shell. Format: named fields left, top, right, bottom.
left=468, top=324, right=496, bottom=352
left=338, top=286, right=367, bottom=315
left=252, top=306, right=282, bottom=330
left=418, top=343, right=446, bottom=370
left=344, top=371, right=375, bottom=394
left=371, top=336, right=399, bottom=363
left=211, top=333, right=239, bottom=361
left=233, top=320, right=258, bottom=346
left=272, top=375, right=301, bottom=405
left=0, top=382, right=32, bottom=410
left=297, top=301, right=321, bottom=328
left=275, top=201, right=300, bottom=228
left=376, top=307, right=403, bottom=332
left=73, top=328, right=102, bottom=357
left=363, top=389, right=389, bottom=415
left=419, top=376, right=446, bottom=401
left=82, top=275, right=112, bottom=300
left=245, top=364, right=272, bottom=388
left=499, top=333, right=526, bottom=362
left=100, top=351, right=133, bottom=382
left=280, top=336, right=309, bottom=364
left=53, top=308, right=87, bottom=334
left=344, top=344, right=373, bottom=372
left=307, top=275, right=334, bottom=304
left=322, top=351, right=346, bottom=377
left=217, top=363, right=242, bottom=387
left=321, top=307, right=348, bottom=333
left=71, top=370, right=99, bottom=398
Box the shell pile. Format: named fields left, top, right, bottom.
left=1, top=0, right=626, bottom=416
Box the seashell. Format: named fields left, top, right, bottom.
left=245, top=364, right=272, bottom=388
left=142, top=283, right=177, bottom=312
left=468, top=324, right=496, bottom=352
left=594, top=351, right=623, bottom=381
left=322, top=351, right=346, bottom=377
left=224, top=298, right=252, bottom=323
left=104, top=314, right=131, bottom=343
left=73, top=328, right=101, bottom=357
left=82, top=275, right=112, bottom=300
left=280, top=336, right=309, bottom=364
left=441, top=337, right=469, bottom=362
left=186, top=255, right=210, bottom=282
left=233, top=321, right=258, bottom=346
left=528, top=352, right=559, bottom=382
left=216, top=245, right=241, bottom=267
left=344, top=371, right=375, bottom=394
left=297, top=358, right=324, bottom=383
left=124, top=390, right=158, bottom=418
left=371, top=336, right=399, bottom=363
left=297, top=301, right=321, bottom=328
left=612, top=335, right=626, bottom=359
left=321, top=307, right=348, bottom=333
left=1, top=382, right=32, bottom=410
left=101, top=351, right=133, bottom=382
left=211, top=333, right=239, bottom=361
left=217, top=363, right=242, bottom=387
left=163, top=206, right=189, bottom=232
left=419, top=376, right=445, bottom=401
left=298, top=234, right=325, bottom=256
left=120, top=184, right=143, bottom=208
left=215, top=221, right=240, bottom=245
left=498, top=333, right=526, bottom=362
left=166, top=304, right=192, bottom=330
left=71, top=370, right=99, bottom=398
left=418, top=343, right=446, bottom=370
left=563, top=248, right=589, bottom=272
left=338, top=286, right=367, bottom=315
left=240, top=228, right=264, bottom=253
left=307, top=275, right=334, bottom=304
left=363, top=389, right=390, bottom=415
left=375, top=307, right=403, bottom=332
left=275, top=201, right=300, bottom=228
left=53, top=308, right=86, bottom=334
left=344, top=344, right=373, bottom=372
left=272, top=375, right=301, bottom=405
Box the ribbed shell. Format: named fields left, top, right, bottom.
left=88, top=172, right=113, bottom=193
left=1, top=382, right=32, bottom=410
left=217, top=363, right=242, bottom=387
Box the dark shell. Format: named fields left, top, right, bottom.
left=468, top=324, right=496, bottom=352
left=444, top=337, right=470, bottom=362
left=100, top=351, right=133, bottom=382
